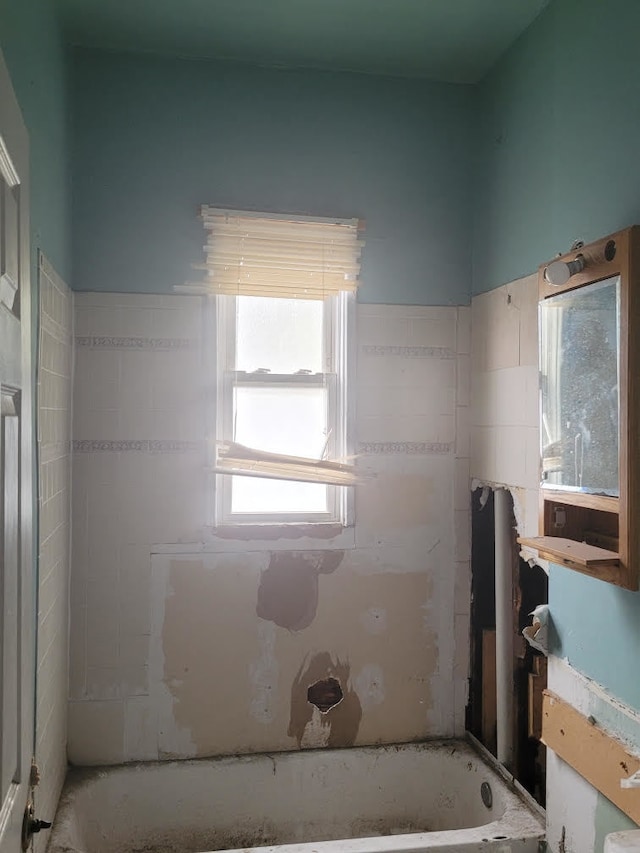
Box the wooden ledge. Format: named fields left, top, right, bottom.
left=518, top=536, right=619, bottom=570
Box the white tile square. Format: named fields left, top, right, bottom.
left=85, top=608, right=119, bottom=669
left=454, top=560, right=471, bottom=616
left=85, top=667, right=121, bottom=700
left=456, top=354, right=470, bottom=407
left=456, top=306, right=471, bottom=355
left=455, top=406, right=470, bottom=458
left=357, top=314, right=410, bottom=346
left=454, top=458, right=470, bottom=511
left=408, top=315, right=456, bottom=348
left=470, top=425, right=496, bottom=482
left=117, top=307, right=154, bottom=337
left=524, top=426, right=541, bottom=489
left=494, top=424, right=527, bottom=487
left=68, top=700, right=125, bottom=765
left=454, top=509, right=471, bottom=561
left=485, top=287, right=521, bottom=371
left=124, top=697, right=159, bottom=761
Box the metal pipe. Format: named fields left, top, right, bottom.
left=494, top=488, right=514, bottom=770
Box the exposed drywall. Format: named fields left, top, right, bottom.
left=70, top=48, right=473, bottom=305
left=546, top=659, right=640, bottom=852
left=155, top=556, right=435, bottom=757
left=257, top=551, right=344, bottom=631
left=68, top=297, right=471, bottom=763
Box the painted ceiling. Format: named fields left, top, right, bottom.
left=56, top=0, right=549, bottom=83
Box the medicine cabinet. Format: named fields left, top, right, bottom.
left=519, top=226, right=640, bottom=589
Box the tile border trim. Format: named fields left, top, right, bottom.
left=359, top=441, right=452, bottom=455
left=73, top=439, right=202, bottom=453
left=361, top=345, right=455, bottom=359
left=75, top=336, right=198, bottom=351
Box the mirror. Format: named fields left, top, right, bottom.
left=540, top=275, right=620, bottom=496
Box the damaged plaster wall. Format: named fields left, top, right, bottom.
left=149, top=554, right=437, bottom=758
left=69, top=298, right=471, bottom=763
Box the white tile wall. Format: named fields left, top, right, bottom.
left=69, top=294, right=206, bottom=764
left=69, top=296, right=472, bottom=763
left=36, top=255, right=73, bottom=845
left=470, top=274, right=540, bottom=537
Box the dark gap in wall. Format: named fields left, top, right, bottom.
left=467, top=487, right=496, bottom=753
left=307, top=678, right=344, bottom=713
left=467, top=486, right=547, bottom=807
left=516, top=556, right=548, bottom=807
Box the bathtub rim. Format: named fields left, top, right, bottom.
left=55, top=732, right=546, bottom=821
left=50, top=735, right=546, bottom=853
left=464, top=732, right=545, bottom=822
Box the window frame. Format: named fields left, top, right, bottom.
left=210, top=290, right=355, bottom=528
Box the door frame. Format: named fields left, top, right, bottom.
left=0, top=46, right=34, bottom=852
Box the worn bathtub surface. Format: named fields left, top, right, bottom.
left=49, top=740, right=544, bottom=853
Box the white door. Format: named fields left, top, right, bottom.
left=0, top=49, right=34, bottom=852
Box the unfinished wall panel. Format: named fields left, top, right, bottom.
left=68, top=296, right=470, bottom=764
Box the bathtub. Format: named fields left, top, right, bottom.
left=49, top=738, right=545, bottom=853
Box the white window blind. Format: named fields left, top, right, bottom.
left=177, top=206, right=364, bottom=300
left=215, top=441, right=358, bottom=486
left=177, top=207, right=365, bottom=507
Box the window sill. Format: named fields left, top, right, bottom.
left=151, top=523, right=355, bottom=554
left=213, top=522, right=347, bottom=541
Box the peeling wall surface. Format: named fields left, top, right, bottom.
left=546, top=660, right=639, bottom=853
left=69, top=297, right=471, bottom=763
left=470, top=272, right=640, bottom=850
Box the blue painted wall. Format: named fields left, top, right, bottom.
left=71, top=48, right=473, bottom=304
left=476, top=0, right=640, bottom=710
left=473, top=0, right=640, bottom=296
left=0, top=0, right=71, bottom=281
left=550, top=567, right=640, bottom=711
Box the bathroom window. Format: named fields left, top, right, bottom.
left=214, top=290, right=354, bottom=524
left=180, top=208, right=362, bottom=526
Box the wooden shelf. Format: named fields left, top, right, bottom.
left=518, top=536, right=620, bottom=573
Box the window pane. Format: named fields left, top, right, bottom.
left=232, top=385, right=329, bottom=515
left=540, top=276, right=620, bottom=495
left=235, top=296, right=324, bottom=373
left=232, top=477, right=328, bottom=514
left=234, top=385, right=328, bottom=457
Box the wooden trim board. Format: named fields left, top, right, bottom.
left=541, top=690, right=640, bottom=823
